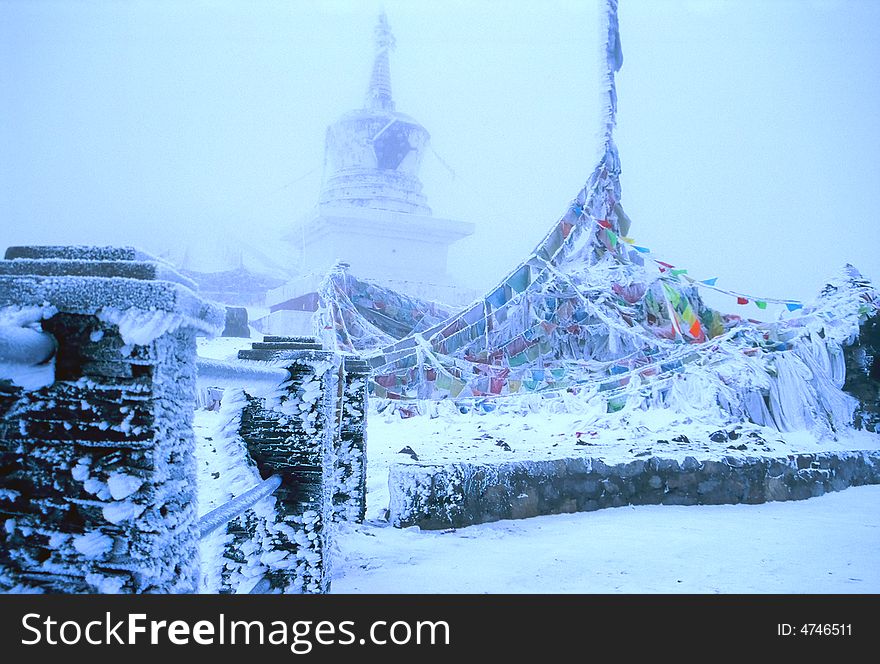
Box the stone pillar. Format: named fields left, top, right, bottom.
left=236, top=337, right=340, bottom=593
left=0, top=246, right=224, bottom=593
left=334, top=357, right=369, bottom=523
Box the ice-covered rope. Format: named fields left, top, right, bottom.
left=600, top=0, right=623, bottom=155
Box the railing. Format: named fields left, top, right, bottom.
left=195, top=357, right=290, bottom=397
left=0, top=326, right=56, bottom=364
left=197, top=474, right=282, bottom=539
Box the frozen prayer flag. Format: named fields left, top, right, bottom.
left=755, top=300, right=767, bottom=310
left=508, top=265, right=530, bottom=293
left=786, top=302, right=804, bottom=311
left=737, top=297, right=749, bottom=305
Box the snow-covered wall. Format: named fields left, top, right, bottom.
left=844, top=312, right=880, bottom=432
left=204, top=338, right=366, bottom=593
left=194, top=339, right=370, bottom=594
left=332, top=357, right=369, bottom=523
left=390, top=449, right=880, bottom=530
left=0, top=246, right=224, bottom=593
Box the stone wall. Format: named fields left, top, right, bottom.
left=209, top=337, right=368, bottom=593
left=332, top=357, right=369, bottom=523
left=0, top=246, right=223, bottom=593
left=390, top=450, right=880, bottom=530
left=234, top=339, right=338, bottom=593
left=844, top=312, right=880, bottom=432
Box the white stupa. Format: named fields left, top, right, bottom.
left=264, top=13, right=474, bottom=336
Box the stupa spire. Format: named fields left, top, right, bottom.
left=365, top=12, right=396, bottom=112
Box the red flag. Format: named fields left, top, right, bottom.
left=736, top=297, right=748, bottom=305
left=597, top=219, right=612, bottom=229
left=561, top=221, right=574, bottom=239
left=689, top=319, right=703, bottom=338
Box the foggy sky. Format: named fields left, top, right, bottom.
left=1, top=0, right=878, bottom=314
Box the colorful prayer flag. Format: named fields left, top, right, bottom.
left=561, top=221, right=574, bottom=239
left=508, top=265, right=530, bottom=293
left=737, top=297, right=749, bottom=305
left=700, top=278, right=718, bottom=286
left=785, top=302, right=803, bottom=312
left=486, top=286, right=507, bottom=309
left=436, top=371, right=453, bottom=390
left=755, top=300, right=767, bottom=310
left=681, top=302, right=697, bottom=325
left=662, top=283, right=681, bottom=307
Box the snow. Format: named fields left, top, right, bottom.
left=331, top=485, right=880, bottom=593
left=72, top=531, right=113, bottom=559
left=0, top=304, right=58, bottom=390
left=106, top=473, right=143, bottom=500
left=189, top=371, right=880, bottom=593
left=101, top=500, right=146, bottom=525
left=189, top=329, right=880, bottom=593
left=97, top=307, right=211, bottom=346
left=364, top=401, right=880, bottom=522
left=0, top=361, right=55, bottom=391
left=85, top=572, right=125, bottom=594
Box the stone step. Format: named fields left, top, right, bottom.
left=251, top=342, right=324, bottom=351
left=262, top=336, right=319, bottom=344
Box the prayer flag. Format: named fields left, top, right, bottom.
left=508, top=265, right=530, bottom=293
left=561, top=221, right=574, bottom=239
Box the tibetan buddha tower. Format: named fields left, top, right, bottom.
left=265, top=13, right=474, bottom=335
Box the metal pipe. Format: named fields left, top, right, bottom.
left=196, top=357, right=290, bottom=396
left=248, top=576, right=273, bottom=594
left=198, top=474, right=282, bottom=539
left=0, top=326, right=56, bottom=365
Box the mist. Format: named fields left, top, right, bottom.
left=2, top=0, right=878, bottom=312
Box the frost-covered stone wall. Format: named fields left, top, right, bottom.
left=229, top=339, right=340, bottom=593
left=332, top=357, right=369, bottom=523
left=390, top=450, right=880, bottom=530
left=198, top=339, right=369, bottom=593
left=844, top=312, right=880, bottom=432
left=0, top=246, right=224, bottom=593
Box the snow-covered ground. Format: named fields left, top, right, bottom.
left=331, top=485, right=880, bottom=593
left=364, top=405, right=880, bottom=522
left=196, top=335, right=880, bottom=594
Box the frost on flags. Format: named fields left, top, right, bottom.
left=311, top=0, right=878, bottom=433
